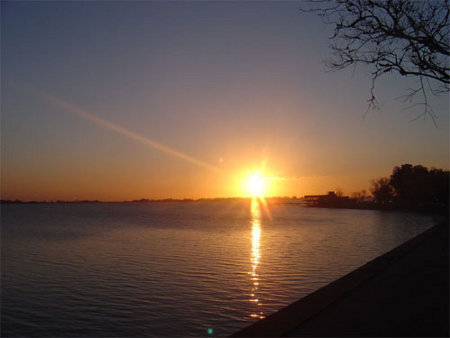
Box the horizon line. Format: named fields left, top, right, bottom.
left=1, top=196, right=305, bottom=204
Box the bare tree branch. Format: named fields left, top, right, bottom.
left=301, top=0, right=449, bottom=120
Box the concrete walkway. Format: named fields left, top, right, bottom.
left=232, top=220, right=449, bottom=337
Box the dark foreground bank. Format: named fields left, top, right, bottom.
left=232, top=220, right=449, bottom=337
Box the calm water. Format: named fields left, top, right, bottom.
left=1, top=201, right=438, bottom=337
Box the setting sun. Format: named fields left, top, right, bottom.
left=245, top=172, right=267, bottom=198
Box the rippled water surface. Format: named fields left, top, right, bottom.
left=1, top=201, right=437, bottom=336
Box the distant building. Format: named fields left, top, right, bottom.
left=304, top=191, right=352, bottom=208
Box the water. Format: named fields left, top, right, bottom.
left=1, top=200, right=438, bottom=337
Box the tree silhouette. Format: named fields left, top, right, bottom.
left=302, top=0, right=449, bottom=120
left=370, top=177, right=393, bottom=205
left=390, top=164, right=449, bottom=207
left=428, top=168, right=450, bottom=206
left=351, top=189, right=368, bottom=203
left=370, top=164, right=449, bottom=209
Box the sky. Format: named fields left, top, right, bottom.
left=2, top=1, right=449, bottom=201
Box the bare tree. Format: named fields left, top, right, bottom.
left=302, top=0, right=449, bottom=121
left=351, top=189, right=367, bottom=202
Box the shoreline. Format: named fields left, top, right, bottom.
left=232, top=220, right=449, bottom=337
left=0, top=197, right=295, bottom=204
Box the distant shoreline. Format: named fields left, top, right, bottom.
left=0, top=197, right=303, bottom=204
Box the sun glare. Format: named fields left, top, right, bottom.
left=246, top=172, right=266, bottom=198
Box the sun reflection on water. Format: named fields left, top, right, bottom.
left=249, top=198, right=264, bottom=319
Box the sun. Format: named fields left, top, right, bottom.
left=246, top=171, right=266, bottom=198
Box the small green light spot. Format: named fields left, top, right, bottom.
left=207, top=328, right=214, bottom=335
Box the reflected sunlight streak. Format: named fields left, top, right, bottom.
left=249, top=198, right=264, bottom=319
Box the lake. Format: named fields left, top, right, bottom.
left=1, top=200, right=438, bottom=336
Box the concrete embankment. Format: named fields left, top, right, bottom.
left=232, top=220, right=449, bottom=337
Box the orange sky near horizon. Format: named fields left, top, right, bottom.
left=2, top=167, right=378, bottom=202
left=2, top=89, right=448, bottom=202
left=2, top=87, right=448, bottom=202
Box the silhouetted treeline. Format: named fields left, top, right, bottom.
left=370, top=164, right=449, bottom=211
left=305, top=164, right=448, bottom=213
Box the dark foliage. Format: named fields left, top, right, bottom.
left=370, top=164, right=449, bottom=209
left=390, top=164, right=449, bottom=207
left=370, top=177, right=394, bottom=205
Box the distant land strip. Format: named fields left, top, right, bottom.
left=0, top=197, right=302, bottom=204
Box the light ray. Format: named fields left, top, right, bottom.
left=258, top=196, right=272, bottom=220
left=41, top=93, right=220, bottom=173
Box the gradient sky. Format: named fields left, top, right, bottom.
left=2, top=1, right=449, bottom=201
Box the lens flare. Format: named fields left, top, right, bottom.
left=41, top=92, right=220, bottom=173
